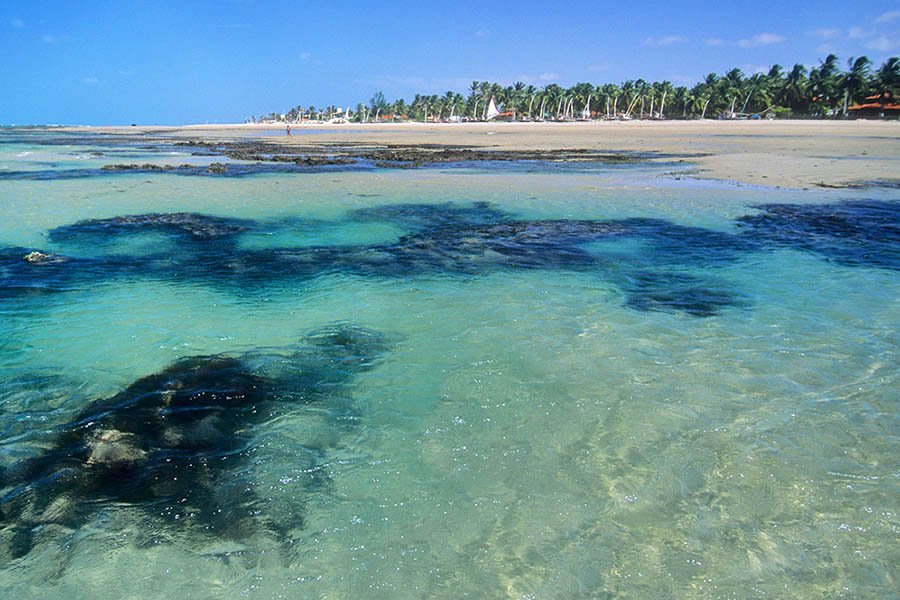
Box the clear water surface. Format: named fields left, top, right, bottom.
left=0, top=129, right=897, bottom=598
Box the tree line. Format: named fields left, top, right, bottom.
left=251, top=54, right=899, bottom=123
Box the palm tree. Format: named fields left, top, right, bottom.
left=875, top=57, right=900, bottom=95
left=693, top=74, right=718, bottom=117
left=523, top=85, right=537, bottom=118
left=467, top=81, right=481, bottom=120
left=672, top=86, right=689, bottom=118
left=634, top=79, right=649, bottom=118
left=840, top=56, right=872, bottom=114
left=654, top=80, right=674, bottom=118
left=392, top=99, right=408, bottom=121
left=266, top=51, right=896, bottom=124
left=719, top=68, right=745, bottom=116
left=779, top=64, right=808, bottom=113
left=620, top=80, right=636, bottom=117
left=540, top=84, right=563, bottom=119
left=508, top=81, right=526, bottom=118
left=599, top=83, right=620, bottom=118
left=809, top=54, right=841, bottom=116
left=569, top=82, right=594, bottom=118
left=743, top=73, right=773, bottom=114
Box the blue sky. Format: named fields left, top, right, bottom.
left=2, top=0, right=899, bottom=124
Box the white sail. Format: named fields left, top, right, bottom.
left=485, top=96, right=501, bottom=120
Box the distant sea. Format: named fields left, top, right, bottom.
left=0, top=129, right=897, bottom=598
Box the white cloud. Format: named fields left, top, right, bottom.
left=866, top=35, right=900, bottom=52
left=848, top=26, right=867, bottom=39
left=643, top=35, right=685, bottom=47
left=475, top=29, right=490, bottom=38
left=833, top=13, right=900, bottom=55
left=813, top=28, right=841, bottom=39
left=875, top=10, right=900, bottom=24
left=704, top=38, right=724, bottom=46
left=81, top=77, right=99, bottom=85
left=737, top=33, right=785, bottom=48
left=298, top=52, right=312, bottom=61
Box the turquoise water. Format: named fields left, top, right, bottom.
left=0, top=131, right=898, bottom=598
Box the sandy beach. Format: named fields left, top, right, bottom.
left=67, top=119, right=900, bottom=189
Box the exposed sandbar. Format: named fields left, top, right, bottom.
left=63, top=120, right=900, bottom=189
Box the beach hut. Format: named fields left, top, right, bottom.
left=847, top=91, right=900, bottom=119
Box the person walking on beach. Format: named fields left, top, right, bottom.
left=286, top=123, right=292, bottom=136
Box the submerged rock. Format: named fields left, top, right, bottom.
left=0, top=323, right=393, bottom=560
left=293, top=155, right=356, bottom=166
left=48, top=212, right=253, bottom=242
left=100, top=163, right=195, bottom=171
left=23, top=251, right=67, bottom=265
left=1, top=246, right=150, bottom=300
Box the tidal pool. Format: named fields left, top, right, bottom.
left=0, top=131, right=897, bottom=598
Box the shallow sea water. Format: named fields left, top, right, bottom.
left=0, top=131, right=897, bottom=598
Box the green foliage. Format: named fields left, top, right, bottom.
left=369, top=91, right=388, bottom=111
left=259, top=54, right=899, bottom=122
left=772, top=106, right=794, bottom=118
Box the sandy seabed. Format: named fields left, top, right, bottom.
left=66, top=119, right=900, bottom=189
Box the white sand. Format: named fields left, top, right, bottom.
left=70, top=120, right=900, bottom=189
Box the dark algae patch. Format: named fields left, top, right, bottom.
left=182, top=139, right=666, bottom=168
left=737, top=199, right=900, bottom=270
left=2, top=200, right=897, bottom=316
left=0, top=323, right=393, bottom=562
left=49, top=212, right=253, bottom=242
left=0, top=162, right=371, bottom=180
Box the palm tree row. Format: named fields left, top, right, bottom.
left=252, top=54, right=899, bottom=123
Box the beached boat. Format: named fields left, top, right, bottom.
left=485, top=97, right=501, bottom=120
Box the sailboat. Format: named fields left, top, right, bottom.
left=578, top=94, right=592, bottom=121
left=485, top=96, right=501, bottom=120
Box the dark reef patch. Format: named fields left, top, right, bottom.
left=622, top=271, right=748, bottom=317
left=736, top=200, right=900, bottom=270
left=613, top=218, right=761, bottom=267
left=0, top=247, right=145, bottom=299
left=0, top=323, right=392, bottom=560
left=0, top=161, right=373, bottom=181
left=48, top=212, right=253, bottom=243
left=348, top=201, right=510, bottom=231
left=178, top=139, right=665, bottom=168
left=3, top=200, right=896, bottom=317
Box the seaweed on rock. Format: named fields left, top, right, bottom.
left=0, top=323, right=393, bottom=560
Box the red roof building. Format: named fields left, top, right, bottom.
left=848, top=91, right=900, bottom=118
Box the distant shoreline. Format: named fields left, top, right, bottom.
left=41, top=120, right=900, bottom=189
